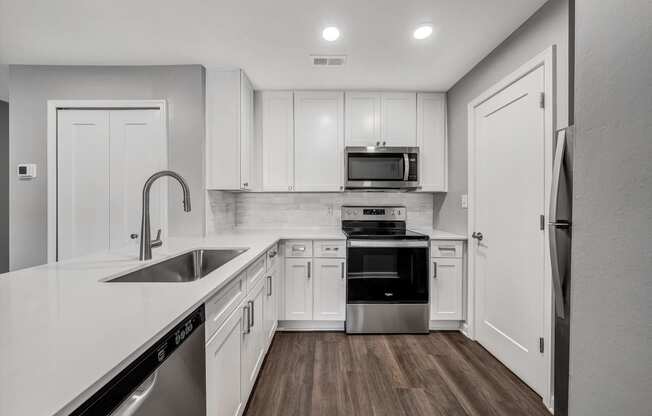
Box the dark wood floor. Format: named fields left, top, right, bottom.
left=243, top=332, right=550, bottom=416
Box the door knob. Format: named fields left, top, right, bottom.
left=472, top=232, right=483, bottom=241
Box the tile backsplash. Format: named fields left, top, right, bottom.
left=207, top=191, right=435, bottom=232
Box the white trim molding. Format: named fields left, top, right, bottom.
left=46, top=99, right=169, bottom=263
left=466, top=46, right=556, bottom=408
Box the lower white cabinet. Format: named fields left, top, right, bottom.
left=263, top=265, right=278, bottom=342
left=205, top=302, right=246, bottom=416
left=241, top=277, right=266, bottom=399
left=284, top=258, right=313, bottom=320
left=430, top=257, right=463, bottom=321
left=313, top=259, right=346, bottom=321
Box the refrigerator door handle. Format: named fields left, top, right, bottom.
left=549, top=129, right=568, bottom=318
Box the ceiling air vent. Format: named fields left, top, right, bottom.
left=311, top=55, right=347, bottom=67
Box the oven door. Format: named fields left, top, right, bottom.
left=345, top=147, right=418, bottom=189
left=346, top=240, right=429, bottom=303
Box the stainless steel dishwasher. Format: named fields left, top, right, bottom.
left=71, top=306, right=206, bottom=416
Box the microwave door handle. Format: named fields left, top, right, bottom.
left=403, top=153, right=410, bottom=181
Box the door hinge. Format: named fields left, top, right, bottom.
left=539, top=337, right=544, bottom=353
left=540, top=214, right=545, bottom=230
left=539, top=92, right=545, bottom=108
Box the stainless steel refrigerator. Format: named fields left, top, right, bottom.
left=549, top=126, right=574, bottom=416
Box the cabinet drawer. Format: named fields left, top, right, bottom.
left=205, top=272, right=246, bottom=341
left=266, top=243, right=280, bottom=271
left=246, top=255, right=267, bottom=288
left=431, top=241, right=463, bottom=258
left=314, top=240, right=346, bottom=258
left=285, top=240, right=313, bottom=258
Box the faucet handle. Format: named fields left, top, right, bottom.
left=151, top=229, right=163, bottom=248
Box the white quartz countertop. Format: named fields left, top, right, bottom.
left=0, top=227, right=462, bottom=416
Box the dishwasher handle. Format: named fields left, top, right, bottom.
left=109, top=371, right=158, bottom=416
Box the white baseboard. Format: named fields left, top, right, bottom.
left=277, top=320, right=345, bottom=331
left=429, top=320, right=463, bottom=331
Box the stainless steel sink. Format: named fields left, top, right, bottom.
left=106, top=249, right=248, bottom=283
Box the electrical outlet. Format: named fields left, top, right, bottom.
left=460, top=194, right=468, bottom=209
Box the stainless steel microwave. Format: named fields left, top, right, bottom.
left=344, top=146, right=419, bottom=190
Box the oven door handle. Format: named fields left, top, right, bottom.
left=347, top=240, right=429, bottom=248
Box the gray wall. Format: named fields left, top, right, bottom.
left=438, top=0, right=569, bottom=234
left=569, top=1, right=652, bottom=414
left=0, top=100, right=8, bottom=273
left=9, top=65, right=206, bottom=270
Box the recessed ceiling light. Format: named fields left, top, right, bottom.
left=322, top=26, right=340, bottom=42
left=413, top=24, right=433, bottom=40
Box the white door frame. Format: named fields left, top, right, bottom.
left=47, top=99, right=169, bottom=263
left=466, top=46, right=555, bottom=408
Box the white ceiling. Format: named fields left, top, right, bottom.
left=0, top=0, right=548, bottom=90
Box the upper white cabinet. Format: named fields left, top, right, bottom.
left=294, top=91, right=344, bottom=191
left=417, top=93, right=448, bottom=191
left=345, top=92, right=417, bottom=147
left=345, top=92, right=381, bottom=146
left=260, top=91, right=294, bottom=191
left=381, top=92, right=417, bottom=146
left=206, top=69, right=255, bottom=190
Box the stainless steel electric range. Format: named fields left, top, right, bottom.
left=342, top=206, right=430, bottom=334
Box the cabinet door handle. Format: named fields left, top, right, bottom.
left=433, top=261, right=437, bottom=278
left=341, top=262, right=345, bottom=279
left=242, top=305, right=250, bottom=334
left=293, top=245, right=306, bottom=252
left=267, top=275, right=272, bottom=296
left=269, top=250, right=277, bottom=258
left=248, top=300, right=254, bottom=328
left=307, top=261, right=311, bottom=279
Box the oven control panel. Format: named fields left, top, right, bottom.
left=341, top=206, right=407, bottom=221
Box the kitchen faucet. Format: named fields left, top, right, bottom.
left=139, top=170, right=191, bottom=260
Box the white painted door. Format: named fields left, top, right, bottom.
left=242, top=278, right=266, bottom=399
left=263, top=267, right=278, bottom=342
left=57, top=110, right=110, bottom=261
left=313, top=258, right=346, bottom=321
left=381, top=92, right=417, bottom=146
left=57, top=109, right=165, bottom=261
left=345, top=92, right=381, bottom=146
left=108, top=109, right=166, bottom=251
left=430, top=258, right=463, bottom=320
left=284, top=258, right=313, bottom=320
left=417, top=93, right=447, bottom=191
left=294, top=91, right=344, bottom=191
left=472, top=65, right=546, bottom=394
left=261, top=91, right=294, bottom=191
left=206, top=304, right=245, bottom=416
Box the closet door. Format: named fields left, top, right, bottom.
left=57, top=110, right=111, bottom=261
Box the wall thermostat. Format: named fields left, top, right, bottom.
left=17, top=164, right=37, bottom=179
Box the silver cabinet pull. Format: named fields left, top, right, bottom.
left=243, top=182, right=248, bottom=188
left=382, top=141, right=386, bottom=146
left=293, top=245, right=306, bottom=252
left=341, top=262, right=345, bottom=279
left=376, top=141, right=380, bottom=146
left=433, top=261, right=437, bottom=278
left=268, top=250, right=277, bottom=258
left=242, top=305, right=250, bottom=334
left=307, top=261, right=311, bottom=279
left=267, top=275, right=272, bottom=296
left=248, top=300, right=254, bottom=328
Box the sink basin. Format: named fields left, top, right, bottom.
left=106, top=249, right=248, bottom=283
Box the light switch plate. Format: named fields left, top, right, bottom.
left=460, top=194, right=468, bottom=209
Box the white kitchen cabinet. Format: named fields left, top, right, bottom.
left=417, top=93, right=448, bottom=191
left=294, top=91, right=344, bottom=191
left=430, top=257, right=463, bottom=321
left=345, top=91, right=417, bottom=147
left=206, top=302, right=246, bottom=416
left=260, top=91, right=294, bottom=191
left=284, top=258, right=313, bottom=320
left=381, top=92, right=417, bottom=146
left=241, top=277, right=266, bottom=399
left=313, top=258, right=346, bottom=321
left=206, top=69, right=255, bottom=190
left=345, top=91, right=381, bottom=147
left=263, top=266, right=278, bottom=343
